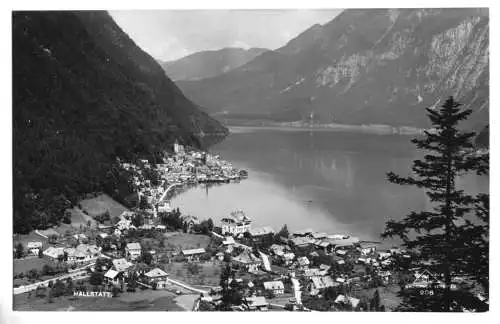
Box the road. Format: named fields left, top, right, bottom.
left=13, top=260, right=97, bottom=295
left=167, top=278, right=209, bottom=295
left=155, top=182, right=182, bottom=206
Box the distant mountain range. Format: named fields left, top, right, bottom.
left=159, top=47, right=269, bottom=81
left=177, top=8, right=489, bottom=128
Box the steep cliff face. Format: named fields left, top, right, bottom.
left=178, top=8, right=489, bottom=127
left=13, top=11, right=227, bottom=233
left=159, top=47, right=269, bottom=81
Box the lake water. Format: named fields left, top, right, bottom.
left=171, top=126, right=489, bottom=246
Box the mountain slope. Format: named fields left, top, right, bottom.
left=178, top=8, right=489, bottom=127
left=13, top=11, right=227, bottom=233
left=159, top=47, right=269, bottom=81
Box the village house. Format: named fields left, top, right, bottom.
left=182, top=248, right=206, bottom=261
left=245, top=296, right=269, bottom=311
left=248, top=227, right=275, bottom=246
left=145, top=268, right=169, bottom=289
left=104, top=269, right=121, bottom=285
left=263, top=280, right=285, bottom=295
left=310, top=232, right=327, bottom=240
left=290, top=236, right=313, bottom=249
left=359, top=242, right=378, bottom=256
left=334, top=295, right=361, bottom=310
left=64, top=244, right=101, bottom=264
left=42, top=246, right=65, bottom=262
left=181, top=215, right=200, bottom=233
left=315, top=240, right=333, bottom=252
left=221, top=210, right=252, bottom=236
left=331, top=236, right=360, bottom=251
left=126, top=242, right=142, bottom=260
left=232, top=250, right=262, bottom=272
left=307, top=276, right=339, bottom=295
left=303, top=267, right=329, bottom=279
left=292, top=228, right=314, bottom=238
left=112, top=258, right=133, bottom=274
left=26, top=241, right=43, bottom=255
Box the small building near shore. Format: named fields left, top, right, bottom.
left=182, top=248, right=206, bottom=261
left=181, top=215, right=200, bottom=233
left=221, top=210, right=252, bottom=236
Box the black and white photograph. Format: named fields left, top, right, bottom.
left=5, top=2, right=492, bottom=316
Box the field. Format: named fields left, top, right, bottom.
left=13, top=257, right=51, bottom=276
left=13, top=289, right=185, bottom=311
left=163, top=232, right=211, bottom=251
left=79, top=193, right=128, bottom=218
left=165, top=261, right=222, bottom=287
left=67, top=206, right=97, bottom=228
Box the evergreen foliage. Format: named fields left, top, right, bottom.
left=382, top=97, right=489, bottom=311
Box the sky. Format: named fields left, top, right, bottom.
left=109, top=9, right=342, bottom=62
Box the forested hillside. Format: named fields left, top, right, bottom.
left=13, top=11, right=227, bottom=233
left=159, top=47, right=268, bottom=81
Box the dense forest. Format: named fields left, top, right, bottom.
left=13, top=11, right=227, bottom=234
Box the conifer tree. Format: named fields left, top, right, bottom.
left=382, top=97, right=489, bottom=311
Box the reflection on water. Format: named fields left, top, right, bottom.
left=171, top=127, right=489, bottom=243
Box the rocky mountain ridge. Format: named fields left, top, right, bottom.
left=177, top=8, right=489, bottom=128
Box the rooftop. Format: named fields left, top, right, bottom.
left=126, top=242, right=141, bottom=250
left=311, top=276, right=337, bottom=289
left=145, top=268, right=168, bottom=278
left=112, top=258, right=132, bottom=272
left=292, top=228, right=314, bottom=236
left=223, top=210, right=251, bottom=223
left=182, top=248, right=206, bottom=255
left=104, top=269, right=119, bottom=279
left=263, top=281, right=284, bottom=290
left=249, top=227, right=275, bottom=237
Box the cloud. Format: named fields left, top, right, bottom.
left=230, top=40, right=251, bottom=50
left=110, top=9, right=342, bottom=61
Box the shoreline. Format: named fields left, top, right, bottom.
left=222, top=123, right=425, bottom=136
